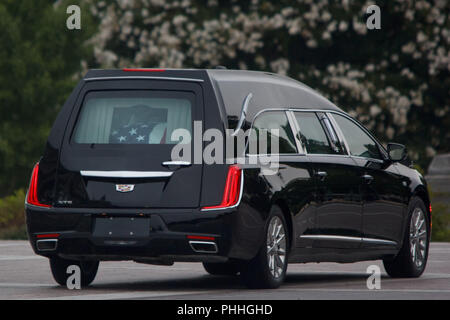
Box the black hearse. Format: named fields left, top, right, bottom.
left=25, top=68, right=431, bottom=288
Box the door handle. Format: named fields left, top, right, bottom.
left=315, top=171, right=328, bottom=180
left=362, top=174, right=374, bottom=184
left=162, top=161, right=191, bottom=167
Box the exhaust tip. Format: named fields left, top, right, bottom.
left=189, top=241, right=218, bottom=254
left=36, top=239, right=58, bottom=251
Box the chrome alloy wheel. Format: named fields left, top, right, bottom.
left=266, top=216, right=287, bottom=278
left=409, top=208, right=428, bottom=268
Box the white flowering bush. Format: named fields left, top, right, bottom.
left=85, top=0, right=449, bottom=168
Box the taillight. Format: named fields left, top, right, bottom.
left=36, top=233, right=60, bottom=239
left=202, top=165, right=242, bottom=211
left=26, top=163, right=51, bottom=208
left=186, top=235, right=215, bottom=241
left=429, top=204, right=432, bottom=229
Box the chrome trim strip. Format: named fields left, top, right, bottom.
left=321, top=116, right=340, bottom=152
left=162, top=161, right=191, bottom=166
left=24, top=202, right=52, bottom=209
left=306, top=154, right=351, bottom=158
left=243, top=107, right=386, bottom=159
left=326, top=112, right=351, bottom=156
left=299, top=234, right=397, bottom=246
left=289, top=108, right=386, bottom=159
left=321, top=110, right=388, bottom=159
left=246, top=153, right=307, bottom=157
left=201, top=169, right=245, bottom=211
left=189, top=241, right=218, bottom=254
left=84, top=76, right=204, bottom=83
left=80, top=170, right=173, bottom=178
left=286, top=110, right=305, bottom=154
left=232, top=93, right=253, bottom=136
left=352, top=155, right=385, bottom=164
left=362, top=237, right=397, bottom=246
left=251, top=107, right=287, bottom=123
left=36, top=239, right=58, bottom=251
left=246, top=109, right=308, bottom=156
left=322, top=116, right=338, bottom=143
left=299, top=235, right=362, bottom=242
left=287, top=109, right=386, bottom=152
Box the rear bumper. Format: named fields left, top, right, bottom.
left=25, top=205, right=260, bottom=263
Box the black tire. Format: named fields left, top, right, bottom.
left=241, top=205, right=289, bottom=289
left=383, top=197, right=430, bottom=278
left=50, top=256, right=99, bottom=287
left=203, top=261, right=240, bottom=276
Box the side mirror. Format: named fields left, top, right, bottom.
left=387, top=143, right=407, bottom=162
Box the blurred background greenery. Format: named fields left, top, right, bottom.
left=0, top=0, right=448, bottom=240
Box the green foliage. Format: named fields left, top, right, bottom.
left=0, top=189, right=25, bottom=227
left=0, top=189, right=27, bottom=239
left=431, top=202, right=450, bottom=242
left=0, top=0, right=96, bottom=196
left=412, top=164, right=425, bottom=176
left=0, top=225, right=27, bottom=240
left=88, top=0, right=449, bottom=170
left=0, top=0, right=448, bottom=243
left=429, top=186, right=450, bottom=242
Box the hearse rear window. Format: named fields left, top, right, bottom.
left=73, top=90, right=192, bottom=144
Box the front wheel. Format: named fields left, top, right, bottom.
left=241, top=205, right=288, bottom=289
left=50, top=256, right=99, bottom=287
left=383, top=197, right=430, bottom=278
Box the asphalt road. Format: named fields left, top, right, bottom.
left=0, top=241, right=449, bottom=300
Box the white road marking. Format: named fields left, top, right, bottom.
left=0, top=255, right=45, bottom=261
left=0, top=243, right=28, bottom=247
left=35, top=291, right=206, bottom=300
left=0, top=283, right=54, bottom=288
left=1, top=241, right=449, bottom=299
left=280, top=288, right=450, bottom=294
left=28, top=287, right=450, bottom=300
left=288, top=270, right=450, bottom=278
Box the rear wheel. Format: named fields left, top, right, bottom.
left=383, top=197, right=430, bottom=278
left=241, top=205, right=288, bottom=289
left=203, top=261, right=240, bottom=276
left=50, top=256, right=99, bottom=287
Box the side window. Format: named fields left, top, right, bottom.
left=249, top=111, right=297, bottom=154
left=293, top=112, right=343, bottom=155
left=333, top=114, right=382, bottom=160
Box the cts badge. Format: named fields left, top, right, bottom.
left=116, top=184, right=135, bottom=192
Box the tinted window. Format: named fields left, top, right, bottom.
left=73, top=90, right=193, bottom=145
left=333, top=114, right=382, bottom=160
left=294, top=112, right=341, bottom=155
left=250, top=111, right=297, bottom=154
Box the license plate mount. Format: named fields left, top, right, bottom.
left=93, top=217, right=150, bottom=238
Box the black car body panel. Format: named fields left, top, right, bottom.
left=26, top=68, right=431, bottom=267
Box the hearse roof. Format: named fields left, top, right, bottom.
left=206, top=69, right=343, bottom=117
left=83, top=69, right=344, bottom=119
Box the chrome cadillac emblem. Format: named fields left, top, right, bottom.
left=115, top=184, right=135, bottom=192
